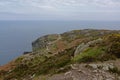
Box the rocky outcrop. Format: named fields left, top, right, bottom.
left=48, top=60, right=120, bottom=80
left=74, top=38, right=103, bottom=56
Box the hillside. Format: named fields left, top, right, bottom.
left=0, top=29, right=120, bottom=80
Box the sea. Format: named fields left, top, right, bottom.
left=0, top=20, right=120, bottom=65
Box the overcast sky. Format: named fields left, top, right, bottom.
left=0, top=0, right=120, bottom=20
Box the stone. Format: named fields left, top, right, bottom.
left=71, top=64, right=78, bottom=70
left=88, top=64, right=98, bottom=69
left=93, top=78, right=98, bottom=80
left=106, top=78, right=113, bottom=80
left=93, top=70, right=98, bottom=73
left=98, top=76, right=104, bottom=80
left=103, top=66, right=109, bottom=71
left=65, top=71, right=72, bottom=76
left=74, top=38, right=103, bottom=56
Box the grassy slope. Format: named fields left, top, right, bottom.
left=1, top=30, right=120, bottom=80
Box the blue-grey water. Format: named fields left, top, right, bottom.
left=0, top=20, right=120, bottom=65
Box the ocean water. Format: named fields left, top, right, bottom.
left=0, top=20, right=120, bottom=65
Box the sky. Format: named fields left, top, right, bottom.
left=0, top=0, right=120, bottom=20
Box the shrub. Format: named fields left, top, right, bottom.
left=109, top=67, right=120, bottom=75
left=107, top=34, right=120, bottom=58
left=98, top=54, right=116, bottom=62
left=78, top=56, right=97, bottom=63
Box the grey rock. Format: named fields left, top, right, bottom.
left=93, top=70, right=98, bottom=73
left=74, top=38, right=103, bottom=56
left=88, top=64, right=98, bottom=69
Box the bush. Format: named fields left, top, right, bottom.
left=78, top=56, right=97, bottom=63
left=109, top=67, right=120, bottom=75
left=98, top=54, right=116, bottom=62
left=107, top=34, right=120, bottom=58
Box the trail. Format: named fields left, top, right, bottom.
left=48, top=34, right=61, bottom=45
left=46, top=34, right=62, bottom=51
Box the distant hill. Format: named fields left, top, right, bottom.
left=0, top=29, right=120, bottom=80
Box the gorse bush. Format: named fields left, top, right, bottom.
left=107, top=34, right=120, bottom=58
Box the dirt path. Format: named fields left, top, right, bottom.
left=48, top=34, right=62, bottom=45
left=46, top=34, right=62, bottom=51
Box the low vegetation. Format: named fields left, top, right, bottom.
left=109, top=67, right=120, bottom=75
left=73, top=33, right=120, bottom=63
left=73, top=46, right=104, bottom=62
left=106, top=34, right=120, bottom=58
left=1, top=30, right=120, bottom=80
left=3, top=47, right=75, bottom=80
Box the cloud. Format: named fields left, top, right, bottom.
left=0, top=0, right=120, bottom=20
left=0, top=0, right=120, bottom=13
left=0, top=1, right=120, bottom=9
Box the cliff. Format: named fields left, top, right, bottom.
left=0, top=29, right=120, bottom=80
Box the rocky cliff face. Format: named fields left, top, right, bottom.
left=0, top=29, right=120, bottom=80
left=74, top=38, right=103, bottom=56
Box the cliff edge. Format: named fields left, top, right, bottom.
left=0, top=29, right=120, bottom=80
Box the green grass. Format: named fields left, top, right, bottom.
left=73, top=47, right=104, bottom=63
